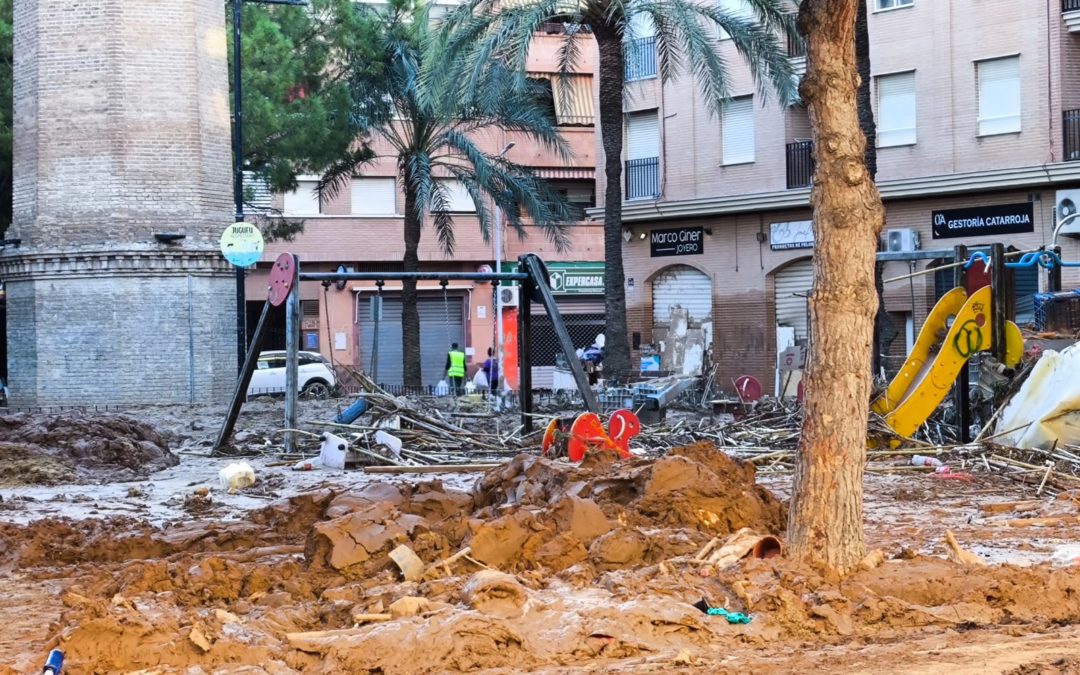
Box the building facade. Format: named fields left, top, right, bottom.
left=248, top=29, right=604, bottom=390
left=596, top=0, right=1080, bottom=395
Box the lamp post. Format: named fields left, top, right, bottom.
left=230, top=0, right=307, bottom=374
left=493, top=142, right=515, bottom=406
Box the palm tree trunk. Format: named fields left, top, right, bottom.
left=594, top=28, right=631, bottom=380
left=786, top=0, right=886, bottom=573
left=401, top=177, right=423, bottom=389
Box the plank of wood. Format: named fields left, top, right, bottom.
left=979, top=500, right=1045, bottom=515
left=364, top=464, right=502, bottom=474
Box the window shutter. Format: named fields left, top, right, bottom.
left=283, top=180, right=320, bottom=215
left=627, top=111, right=659, bottom=159
left=877, top=72, right=917, bottom=147
left=551, top=74, right=595, bottom=126
left=351, top=178, right=397, bottom=215
left=978, top=56, right=1021, bottom=136
left=722, top=96, right=755, bottom=164
left=243, top=171, right=272, bottom=213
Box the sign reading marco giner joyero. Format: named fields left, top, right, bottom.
left=505, top=262, right=605, bottom=295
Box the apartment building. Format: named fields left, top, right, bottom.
left=600, top=0, right=1080, bottom=395
left=248, top=29, right=603, bottom=389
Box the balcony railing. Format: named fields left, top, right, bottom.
left=786, top=140, right=814, bottom=189
left=1066, top=110, right=1080, bottom=161
left=1065, top=0, right=1080, bottom=12
left=624, top=37, right=657, bottom=81
left=625, top=157, right=660, bottom=200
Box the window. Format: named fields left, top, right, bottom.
left=977, top=56, right=1021, bottom=136
left=876, top=71, right=916, bottom=147
left=431, top=180, right=476, bottom=213
left=624, top=13, right=657, bottom=81
left=717, top=0, right=751, bottom=40
left=626, top=110, right=660, bottom=199
left=721, top=96, right=755, bottom=164
left=351, top=177, right=397, bottom=215
left=283, top=180, right=320, bottom=215
left=876, top=0, right=913, bottom=9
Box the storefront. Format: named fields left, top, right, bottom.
left=621, top=191, right=1080, bottom=397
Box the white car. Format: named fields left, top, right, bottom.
left=247, top=351, right=336, bottom=399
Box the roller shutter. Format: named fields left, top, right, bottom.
left=358, top=295, right=465, bottom=388
left=652, top=265, right=712, bottom=326
left=774, top=258, right=814, bottom=343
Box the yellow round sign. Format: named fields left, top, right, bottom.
left=220, top=223, right=265, bottom=267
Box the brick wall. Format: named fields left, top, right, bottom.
left=4, top=0, right=237, bottom=405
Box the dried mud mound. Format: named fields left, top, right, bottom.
left=0, top=413, right=176, bottom=485
left=23, top=447, right=1080, bottom=675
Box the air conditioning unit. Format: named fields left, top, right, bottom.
left=886, top=228, right=920, bottom=253
left=1055, top=189, right=1080, bottom=238
left=498, top=286, right=519, bottom=308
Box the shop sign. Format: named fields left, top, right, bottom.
left=931, top=202, right=1034, bottom=239
left=649, top=227, right=704, bottom=257
left=770, top=220, right=814, bottom=250
left=504, top=262, right=605, bottom=295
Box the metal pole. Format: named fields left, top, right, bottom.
left=990, top=242, right=1007, bottom=362
left=952, top=244, right=970, bottom=443
left=493, top=143, right=514, bottom=401
left=231, top=0, right=248, bottom=375
left=285, top=255, right=300, bottom=453
left=1049, top=245, right=1063, bottom=292
left=214, top=299, right=274, bottom=453
left=519, top=267, right=533, bottom=434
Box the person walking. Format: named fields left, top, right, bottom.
left=445, top=342, right=466, bottom=395
left=481, top=347, right=500, bottom=392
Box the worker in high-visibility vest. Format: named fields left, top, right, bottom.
left=445, top=342, right=466, bottom=395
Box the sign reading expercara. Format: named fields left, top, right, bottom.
left=770, top=220, right=814, bottom=250
left=650, top=227, right=704, bottom=257
left=931, top=202, right=1035, bottom=239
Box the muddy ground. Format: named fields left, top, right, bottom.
left=3, top=403, right=1080, bottom=673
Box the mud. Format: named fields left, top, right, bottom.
left=0, top=413, right=176, bottom=486
left=6, top=441, right=1080, bottom=673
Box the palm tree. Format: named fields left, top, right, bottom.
left=320, top=0, right=574, bottom=388
left=435, top=0, right=800, bottom=378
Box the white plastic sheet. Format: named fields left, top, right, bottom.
left=995, top=342, right=1080, bottom=450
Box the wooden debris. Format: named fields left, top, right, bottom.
left=351, top=613, right=393, bottom=624
left=423, top=546, right=473, bottom=578
left=944, top=530, right=985, bottom=566
left=365, top=464, right=503, bottom=474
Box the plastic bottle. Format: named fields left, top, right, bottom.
left=911, top=455, right=944, bottom=468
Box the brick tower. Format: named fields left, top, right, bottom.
left=2, top=0, right=238, bottom=405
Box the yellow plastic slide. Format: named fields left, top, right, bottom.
left=873, top=285, right=1024, bottom=440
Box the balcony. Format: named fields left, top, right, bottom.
left=787, top=26, right=806, bottom=76
left=1065, top=110, right=1080, bottom=161
left=624, top=37, right=657, bottom=81
left=625, top=157, right=660, bottom=200
left=1065, top=0, right=1080, bottom=31
left=786, top=140, right=814, bottom=189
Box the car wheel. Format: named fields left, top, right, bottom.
left=301, top=380, right=331, bottom=400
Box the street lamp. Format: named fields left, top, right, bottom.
left=230, top=0, right=308, bottom=374
left=493, top=141, right=515, bottom=406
